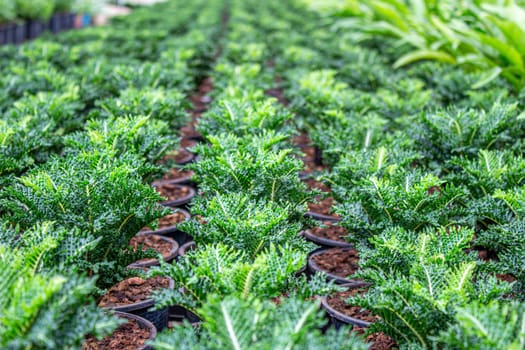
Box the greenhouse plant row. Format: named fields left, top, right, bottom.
left=1, top=0, right=524, bottom=349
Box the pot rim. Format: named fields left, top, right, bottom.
left=305, top=211, right=341, bottom=222
left=112, top=311, right=157, bottom=350
left=178, top=241, right=196, bottom=257
left=158, top=184, right=196, bottom=208
left=302, top=228, right=352, bottom=248
left=140, top=208, right=191, bottom=236
left=320, top=282, right=373, bottom=328
left=128, top=234, right=179, bottom=268
left=307, top=247, right=361, bottom=284
left=102, top=277, right=175, bottom=312
left=151, top=171, right=195, bottom=186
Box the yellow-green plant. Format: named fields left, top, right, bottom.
left=316, top=0, right=525, bottom=90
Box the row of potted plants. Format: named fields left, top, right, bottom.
left=0, top=0, right=226, bottom=348
left=258, top=1, right=525, bottom=348
left=143, top=0, right=377, bottom=348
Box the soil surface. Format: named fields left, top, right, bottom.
left=303, top=161, right=327, bottom=174
left=142, top=211, right=189, bottom=232
left=304, top=178, right=331, bottom=192
left=99, top=276, right=170, bottom=307
left=292, top=132, right=312, bottom=147
left=158, top=211, right=188, bottom=228
left=156, top=184, right=192, bottom=201
left=264, top=76, right=289, bottom=105
left=326, top=287, right=377, bottom=323
left=174, top=148, right=194, bottom=164
left=328, top=288, right=398, bottom=349
left=353, top=327, right=398, bottom=350
left=308, top=196, right=339, bottom=217
left=496, top=273, right=517, bottom=283
left=160, top=168, right=194, bottom=182
left=301, top=145, right=317, bottom=161
left=84, top=318, right=150, bottom=350
left=181, top=77, right=213, bottom=139
left=180, top=138, right=198, bottom=149
left=312, top=248, right=359, bottom=278
left=309, top=222, right=348, bottom=243
left=159, top=147, right=195, bottom=164
left=129, top=234, right=175, bottom=258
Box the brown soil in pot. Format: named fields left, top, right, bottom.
left=198, top=77, right=213, bottom=94
left=84, top=318, right=150, bottom=350
left=476, top=248, right=499, bottom=261
left=301, top=146, right=317, bottom=162
left=142, top=211, right=189, bottom=232
left=156, top=184, right=192, bottom=201
left=304, top=178, right=331, bottom=192
left=99, top=276, right=170, bottom=307
left=303, top=161, right=327, bottom=174
left=327, top=287, right=377, bottom=323
left=161, top=168, right=194, bottom=182
left=129, top=235, right=174, bottom=258
left=308, top=196, right=339, bottom=217
left=292, top=132, right=312, bottom=147
left=174, top=149, right=194, bottom=163
left=329, top=288, right=398, bottom=349
left=180, top=125, right=202, bottom=139
left=310, top=222, right=348, bottom=243
left=312, top=248, right=359, bottom=278
left=180, top=138, right=198, bottom=149
left=496, top=273, right=517, bottom=283
left=159, top=147, right=195, bottom=165
left=158, top=211, right=188, bottom=228
left=265, top=87, right=289, bottom=106
left=353, top=326, right=398, bottom=350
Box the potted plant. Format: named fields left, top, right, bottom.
left=1, top=151, right=169, bottom=290
left=177, top=192, right=310, bottom=256
left=344, top=226, right=513, bottom=349
left=149, top=243, right=336, bottom=320
left=151, top=295, right=369, bottom=350
left=187, top=132, right=313, bottom=218
left=0, top=231, right=122, bottom=349
left=84, top=311, right=157, bottom=350
left=15, top=0, right=54, bottom=39
left=0, top=0, right=17, bottom=45
left=49, top=0, right=75, bottom=33
left=98, top=275, right=175, bottom=331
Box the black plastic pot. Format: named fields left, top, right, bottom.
left=112, top=311, right=157, bottom=350
left=307, top=247, right=361, bottom=285
left=178, top=241, right=196, bottom=257
left=141, top=208, right=193, bottom=245
left=0, top=23, right=13, bottom=45
left=152, top=170, right=195, bottom=186
left=321, top=283, right=372, bottom=329
left=13, top=22, right=26, bottom=44
left=157, top=184, right=196, bottom=208
left=305, top=211, right=341, bottom=221
left=168, top=305, right=201, bottom=325
left=0, top=22, right=26, bottom=45
left=48, top=14, right=62, bottom=33
left=183, top=134, right=206, bottom=143
left=175, top=151, right=196, bottom=165
left=26, top=19, right=48, bottom=40
left=128, top=234, right=179, bottom=269
left=105, top=278, right=175, bottom=332
left=61, top=13, right=76, bottom=30
left=301, top=228, right=352, bottom=249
